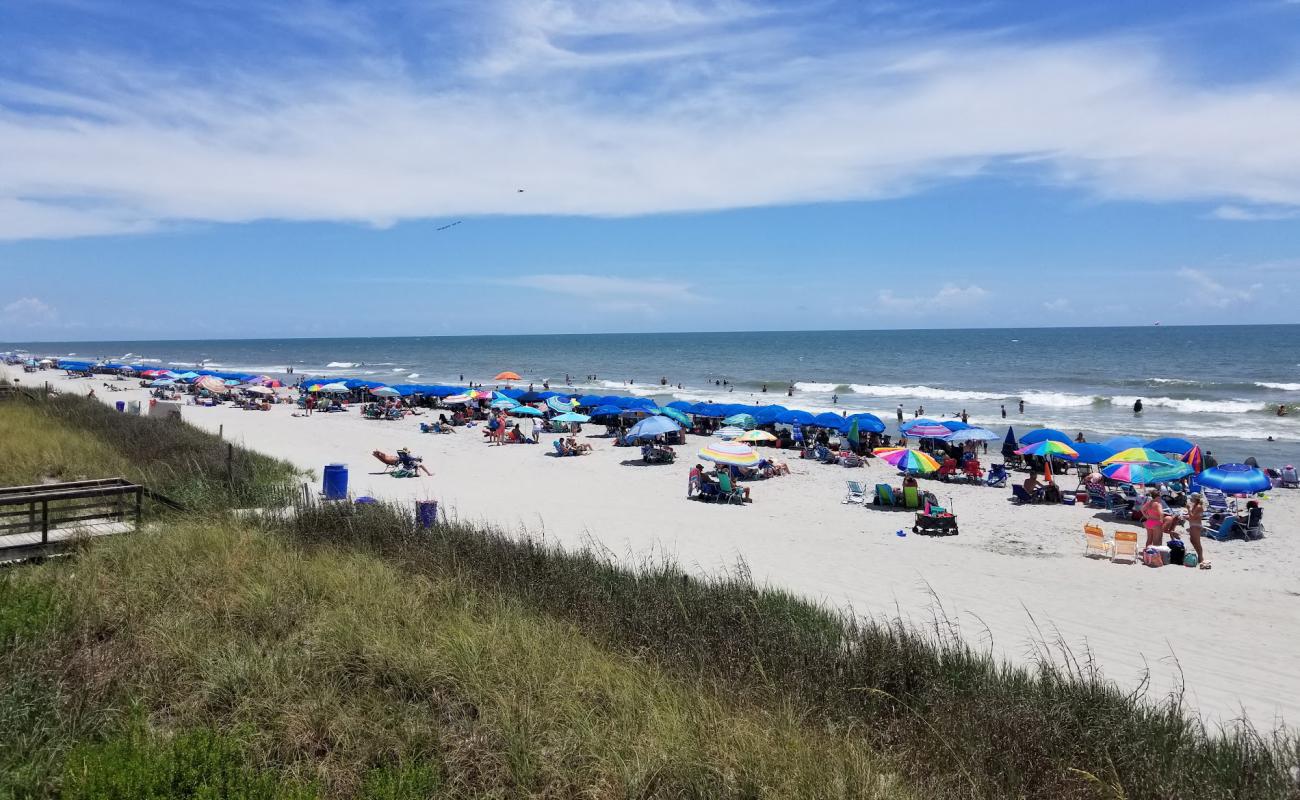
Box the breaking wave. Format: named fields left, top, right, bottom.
left=848, top=383, right=1005, bottom=402
left=1111, top=395, right=1263, bottom=414
left=1256, top=382, right=1300, bottom=391
left=326, top=361, right=358, bottom=368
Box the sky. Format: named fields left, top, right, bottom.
left=2, top=0, right=1300, bottom=341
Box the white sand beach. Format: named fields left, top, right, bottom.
left=12, top=365, right=1300, bottom=730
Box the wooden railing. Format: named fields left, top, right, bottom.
left=0, top=478, right=181, bottom=561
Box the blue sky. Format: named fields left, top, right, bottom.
left=2, top=0, right=1300, bottom=340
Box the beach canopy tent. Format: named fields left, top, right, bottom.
left=517, top=392, right=545, bottom=404
left=693, top=403, right=728, bottom=419
left=723, top=413, right=757, bottom=429
left=1070, top=442, right=1118, bottom=464
left=577, top=395, right=605, bottom=408
left=1197, top=464, right=1271, bottom=494
left=1145, top=437, right=1197, bottom=456
left=775, top=409, right=815, bottom=425
left=57, top=360, right=96, bottom=371
left=383, top=385, right=424, bottom=397
left=620, top=406, right=656, bottom=417
left=590, top=405, right=623, bottom=418
left=1102, top=462, right=1194, bottom=485
left=498, top=388, right=526, bottom=399
left=1018, top=428, right=1073, bottom=446
left=551, top=412, right=591, bottom=423
left=944, top=426, right=1000, bottom=443
left=1102, top=436, right=1145, bottom=451
left=666, top=401, right=693, bottom=411
left=627, top=415, right=681, bottom=440
left=698, top=440, right=761, bottom=467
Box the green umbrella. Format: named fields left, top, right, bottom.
left=723, top=413, right=757, bottom=429
left=660, top=407, right=690, bottom=425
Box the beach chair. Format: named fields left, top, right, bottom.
left=1083, top=524, right=1111, bottom=558
left=1085, top=484, right=1109, bottom=508
left=1203, top=488, right=1233, bottom=515
left=985, top=464, right=1008, bottom=488
left=1010, top=485, right=1034, bottom=504
left=838, top=451, right=863, bottom=468
left=1279, top=466, right=1299, bottom=488
left=1111, top=530, right=1139, bottom=563
left=936, top=458, right=958, bottom=482
left=874, top=484, right=898, bottom=507
left=961, top=460, right=984, bottom=483
left=717, top=472, right=745, bottom=504
left=552, top=439, right=573, bottom=457
left=902, top=485, right=922, bottom=510
left=844, top=481, right=866, bottom=504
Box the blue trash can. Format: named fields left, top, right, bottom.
left=416, top=500, right=438, bottom=528
left=322, top=463, right=348, bottom=500
left=115, top=400, right=125, bottom=412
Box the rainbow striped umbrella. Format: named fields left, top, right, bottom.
left=1181, top=445, right=1203, bottom=472
left=1102, top=462, right=1193, bottom=485
left=1101, top=447, right=1178, bottom=466
left=1015, top=440, right=1079, bottom=459
left=904, top=423, right=953, bottom=438
left=873, top=447, right=941, bottom=474
left=736, top=429, right=777, bottom=443
left=698, top=441, right=761, bottom=467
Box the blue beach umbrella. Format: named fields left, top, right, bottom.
left=577, top=395, right=604, bottom=408
left=666, top=400, right=693, bottom=411
left=1144, top=437, right=1196, bottom=456
left=812, top=412, right=848, bottom=431
left=627, top=415, right=682, bottom=439
left=590, top=405, right=623, bottom=418
left=1018, top=428, right=1072, bottom=446
left=490, top=398, right=519, bottom=410
left=844, top=413, right=886, bottom=433
left=1102, top=436, right=1145, bottom=451
left=944, top=426, right=1000, bottom=443
left=509, top=405, right=544, bottom=417
left=1071, top=442, right=1118, bottom=465
left=776, top=409, right=815, bottom=425
left=546, top=396, right=578, bottom=413
left=1197, top=464, right=1271, bottom=494
left=900, top=418, right=942, bottom=433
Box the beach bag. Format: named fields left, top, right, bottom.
left=1142, top=547, right=1164, bottom=568
left=1166, top=539, right=1186, bottom=567
left=1184, top=552, right=1199, bottom=568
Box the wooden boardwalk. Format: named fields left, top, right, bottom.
left=0, top=478, right=176, bottom=562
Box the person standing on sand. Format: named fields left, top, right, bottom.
left=1186, top=493, right=1208, bottom=566
left=1141, top=489, right=1164, bottom=548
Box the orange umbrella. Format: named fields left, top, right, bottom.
left=494, top=371, right=521, bottom=381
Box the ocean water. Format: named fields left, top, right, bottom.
left=8, top=325, right=1300, bottom=466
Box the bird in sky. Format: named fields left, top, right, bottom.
left=436, top=220, right=462, bottom=231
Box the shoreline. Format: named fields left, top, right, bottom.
left=7, top=363, right=1300, bottom=730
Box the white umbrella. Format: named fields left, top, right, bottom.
left=713, top=426, right=746, bottom=439
left=371, top=386, right=401, bottom=398
left=319, top=382, right=350, bottom=393
left=243, top=385, right=273, bottom=395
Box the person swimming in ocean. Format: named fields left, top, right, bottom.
left=1133, top=398, right=1143, bottom=414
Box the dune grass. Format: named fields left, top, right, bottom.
left=0, top=396, right=298, bottom=507
left=277, top=501, right=1300, bottom=800
left=0, top=522, right=905, bottom=799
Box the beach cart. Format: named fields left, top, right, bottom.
left=913, top=511, right=959, bottom=536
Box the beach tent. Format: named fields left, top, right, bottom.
left=666, top=401, right=693, bottom=411
left=577, top=395, right=605, bottom=408
left=1019, top=428, right=1072, bottom=445
left=628, top=415, right=681, bottom=440
left=498, top=388, right=526, bottom=399
left=811, top=412, right=849, bottom=431
left=694, top=404, right=728, bottom=419
left=517, top=392, right=545, bottom=404
left=590, top=405, right=623, bottom=418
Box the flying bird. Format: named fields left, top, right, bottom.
left=517, top=188, right=525, bottom=193
left=436, top=220, right=462, bottom=231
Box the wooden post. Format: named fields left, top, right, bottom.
left=40, top=500, right=48, bottom=545
left=134, top=487, right=143, bottom=530
left=219, top=424, right=223, bottom=439
left=226, top=443, right=234, bottom=488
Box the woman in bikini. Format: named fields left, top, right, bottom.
left=1186, top=492, right=1207, bottom=566
left=1141, top=489, right=1164, bottom=548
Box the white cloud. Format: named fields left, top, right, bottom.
left=878, top=283, right=988, bottom=312
left=1042, top=298, right=1070, bottom=312
left=2, top=297, right=57, bottom=325
left=1210, top=204, right=1300, bottom=221
left=4, top=3, right=1300, bottom=239
left=1176, top=267, right=1263, bottom=308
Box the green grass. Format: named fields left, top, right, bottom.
left=0, top=523, right=905, bottom=799
left=0, top=395, right=298, bottom=507
left=278, top=501, right=1300, bottom=800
